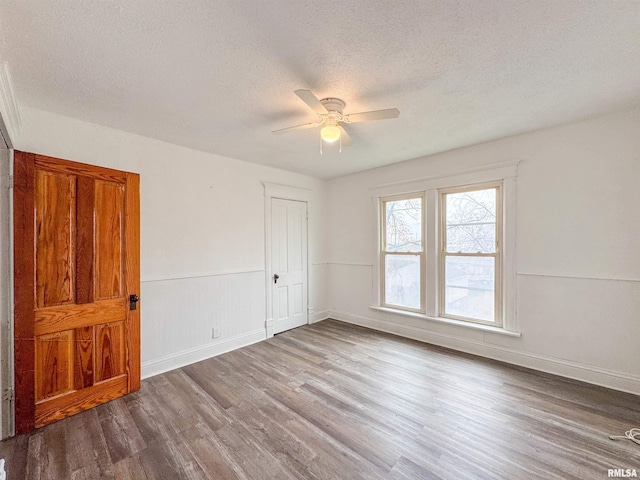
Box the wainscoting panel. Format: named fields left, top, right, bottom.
left=140, top=270, right=266, bottom=378
left=328, top=263, right=640, bottom=394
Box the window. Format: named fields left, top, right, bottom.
left=440, top=183, right=502, bottom=326
left=377, top=174, right=513, bottom=331
left=381, top=194, right=424, bottom=312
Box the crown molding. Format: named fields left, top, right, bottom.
left=0, top=62, right=21, bottom=146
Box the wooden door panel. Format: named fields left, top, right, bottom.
left=14, top=152, right=140, bottom=433
left=35, top=375, right=127, bottom=428
left=13, top=153, right=36, bottom=434
left=76, top=176, right=95, bottom=305
left=34, top=154, right=127, bottom=183
left=35, top=298, right=126, bottom=335
left=95, top=321, right=124, bottom=382
left=35, top=170, right=76, bottom=308
left=95, top=180, right=124, bottom=300
left=35, top=331, right=74, bottom=401
left=73, top=326, right=94, bottom=390
left=123, top=172, right=141, bottom=393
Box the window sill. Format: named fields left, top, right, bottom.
left=369, top=306, right=521, bottom=337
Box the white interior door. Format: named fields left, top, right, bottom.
left=271, top=198, right=308, bottom=334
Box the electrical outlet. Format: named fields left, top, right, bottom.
left=212, top=327, right=221, bottom=339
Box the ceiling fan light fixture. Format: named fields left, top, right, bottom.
left=320, top=124, right=341, bottom=143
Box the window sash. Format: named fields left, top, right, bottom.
left=381, top=194, right=425, bottom=313
left=439, top=182, right=503, bottom=326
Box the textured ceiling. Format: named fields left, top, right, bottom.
left=1, top=1, right=639, bottom=179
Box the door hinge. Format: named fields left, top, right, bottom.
left=6, top=175, right=13, bottom=190
left=2, top=388, right=14, bottom=402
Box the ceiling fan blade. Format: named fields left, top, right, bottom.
left=272, top=122, right=320, bottom=134
left=339, top=125, right=353, bottom=146
left=294, top=89, right=328, bottom=115
left=344, top=108, right=400, bottom=123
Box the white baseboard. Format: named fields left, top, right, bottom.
left=329, top=310, right=640, bottom=395
left=309, top=310, right=329, bottom=324
left=141, top=328, right=266, bottom=379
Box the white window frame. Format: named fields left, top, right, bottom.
left=380, top=193, right=425, bottom=314
left=371, top=161, right=519, bottom=336
left=439, top=181, right=503, bottom=327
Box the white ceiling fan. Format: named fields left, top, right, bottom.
left=272, top=89, right=400, bottom=151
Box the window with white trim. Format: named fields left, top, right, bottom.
left=378, top=178, right=510, bottom=330
left=440, top=183, right=502, bottom=326
left=381, top=194, right=424, bottom=312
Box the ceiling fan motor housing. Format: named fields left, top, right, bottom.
left=319, top=98, right=345, bottom=125
left=320, top=98, right=345, bottom=114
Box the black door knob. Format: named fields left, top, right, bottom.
left=129, top=294, right=140, bottom=310
left=274, top=274, right=279, bottom=284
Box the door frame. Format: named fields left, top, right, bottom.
left=0, top=63, right=21, bottom=439
left=0, top=123, right=14, bottom=440
left=262, top=183, right=312, bottom=338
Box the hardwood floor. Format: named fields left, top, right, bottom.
left=1, top=319, right=638, bottom=479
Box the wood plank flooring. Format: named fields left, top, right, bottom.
left=1, top=319, right=639, bottom=479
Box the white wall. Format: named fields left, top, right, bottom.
left=326, top=107, right=640, bottom=394
left=13, top=106, right=328, bottom=377
left=6, top=104, right=640, bottom=397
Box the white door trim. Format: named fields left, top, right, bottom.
left=0, top=64, right=19, bottom=439
left=262, top=183, right=312, bottom=338
left=0, top=125, right=14, bottom=440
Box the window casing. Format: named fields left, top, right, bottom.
left=380, top=194, right=425, bottom=313
left=439, top=182, right=503, bottom=327
left=377, top=178, right=509, bottom=330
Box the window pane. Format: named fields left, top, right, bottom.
left=385, top=198, right=422, bottom=252
left=444, top=256, right=494, bottom=322
left=385, top=254, right=421, bottom=309
left=445, top=188, right=496, bottom=253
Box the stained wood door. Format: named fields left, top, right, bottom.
left=13, top=152, right=140, bottom=434
left=271, top=198, right=308, bottom=334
